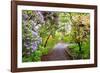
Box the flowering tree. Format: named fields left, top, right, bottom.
left=22, top=10, right=60, bottom=61
left=68, top=13, right=90, bottom=58
left=22, top=10, right=90, bottom=61
left=22, top=10, right=44, bottom=61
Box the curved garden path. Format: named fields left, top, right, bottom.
left=41, top=43, right=72, bottom=61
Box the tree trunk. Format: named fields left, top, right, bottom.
left=78, top=42, right=81, bottom=52
left=77, top=42, right=82, bottom=59
left=44, top=32, right=52, bottom=47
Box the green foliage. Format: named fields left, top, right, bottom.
left=68, top=38, right=90, bottom=59
left=22, top=56, right=33, bottom=62
left=22, top=10, right=90, bottom=62
left=23, top=45, right=50, bottom=62
left=32, top=50, right=42, bottom=61
left=38, top=45, right=49, bottom=55
left=22, top=50, right=42, bottom=62
left=81, top=37, right=90, bottom=59
left=63, top=35, right=73, bottom=43
left=68, top=44, right=79, bottom=51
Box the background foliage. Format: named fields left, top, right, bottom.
left=22, top=10, right=90, bottom=62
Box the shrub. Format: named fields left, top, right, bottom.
left=32, top=50, right=42, bottom=61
